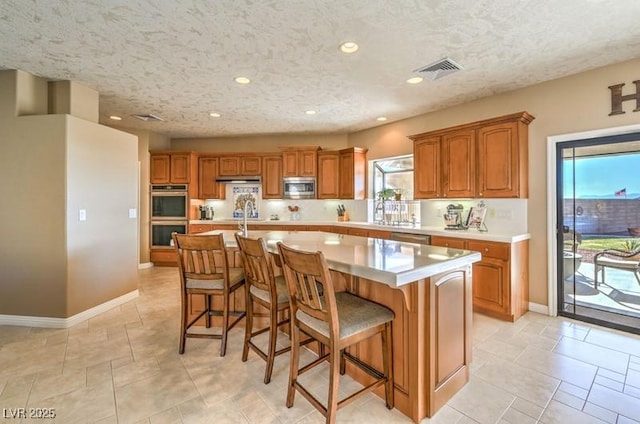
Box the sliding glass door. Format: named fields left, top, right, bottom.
left=557, top=133, right=640, bottom=334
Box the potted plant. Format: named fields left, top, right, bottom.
left=376, top=188, right=396, bottom=201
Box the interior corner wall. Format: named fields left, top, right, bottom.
left=15, top=69, right=48, bottom=116
left=66, top=117, right=139, bottom=316
left=0, top=106, right=68, bottom=318
left=348, top=57, right=640, bottom=307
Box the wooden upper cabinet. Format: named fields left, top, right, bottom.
left=410, top=111, right=534, bottom=199
left=241, top=156, right=262, bottom=175
left=219, top=156, right=240, bottom=176
left=198, top=156, right=224, bottom=199
left=262, top=155, right=283, bottom=199
left=318, top=148, right=367, bottom=199
left=442, top=129, right=476, bottom=198
left=150, top=152, right=193, bottom=184
left=170, top=154, right=191, bottom=183
left=317, top=151, right=339, bottom=199
left=219, top=155, right=262, bottom=176
left=150, top=154, right=171, bottom=184
left=281, top=146, right=319, bottom=177
left=414, top=137, right=441, bottom=199
left=477, top=120, right=528, bottom=198
left=339, top=147, right=367, bottom=199
left=283, top=152, right=299, bottom=177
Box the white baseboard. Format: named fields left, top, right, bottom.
left=138, top=262, right=154, bottom=269
left=528, top=302, right=551, bottom=316
left=0, top=290, right=139, bottom=329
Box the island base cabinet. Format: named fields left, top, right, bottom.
left=341, top=265, right=472, bottom=422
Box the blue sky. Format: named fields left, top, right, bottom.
left=563, top=153, right=640, bottom=198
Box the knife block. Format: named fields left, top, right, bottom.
left=337, top=211, right=350, bottom=222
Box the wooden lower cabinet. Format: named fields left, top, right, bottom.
left=149, top=249, right=177, bottom=266
left=431, top=236, right=529, bottom=321
left=343, top=265, right=472, bottom=421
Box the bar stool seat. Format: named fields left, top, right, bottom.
left=297, top=292, right=394, bottom=339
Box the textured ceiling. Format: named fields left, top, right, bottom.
left=1, top=0, right=640, bottom=139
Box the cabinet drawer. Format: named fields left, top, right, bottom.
left=150, top=249, right=177, bottom=265
left=431, top=236, right=466, bottom=249
left=189, top=224, right=214, bottom=234
left=467, top=240, right=509, bottom=261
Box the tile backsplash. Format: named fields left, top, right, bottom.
left=420, top=198, right=528, bottom=233
left=197, top=184, right=528, bottom=234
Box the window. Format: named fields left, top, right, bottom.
left=373, top=155, right=414, bottom=199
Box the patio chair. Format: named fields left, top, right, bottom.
left=593, top=248, right=640, bottom=289
left=563, top=229, right=582, bottom=253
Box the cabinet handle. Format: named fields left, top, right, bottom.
left=484, top=248, right=489, bottom=252
left=479, top=192, right=483, bottom=196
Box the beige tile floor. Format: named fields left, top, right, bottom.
left=1, top=266, right=640, bottom=424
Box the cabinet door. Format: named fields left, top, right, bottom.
left=339, top=148, right=366, bottom=199
left=150, top=154, right=171, bottom=184
left=170, top=153, right=191, bottom=183
left=471, top=257, right=510, bottom=316
left=413, top=137, right=441, bottom=199
left=477, top=121, right=520, bottom=198
left=219, top=156, right=240, bottom=176
left=262, top=155, right=283, bottom=199
left=282, top=152, right=299, bottom=177
left=442, top=129, right=475, bottom=198
left=241, top=156, right=262, bottom=175
left=198, top=157, right=224, bottom=199
left=299, top=151, right=317, bottom=176
left=317, top=152, right=339, bottom=199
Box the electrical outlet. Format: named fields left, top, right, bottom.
left=488, top=208, right=496, bottom=218
left=436, top=208, right=442, bottom=217
left=129, top=208, right=137, bottom=218
left=79, top=209, right=87, bottom=221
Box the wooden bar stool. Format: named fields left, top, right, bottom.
left=172, top=232, right=246, bottom=357
left=235, top=233, right=292, bottom=383
left=277, top=242, right=394, bottom=424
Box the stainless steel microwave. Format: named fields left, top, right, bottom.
left=283, top=177, right=316, bottom=199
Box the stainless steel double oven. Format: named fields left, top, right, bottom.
left=150, top=184, right=188, bottom=248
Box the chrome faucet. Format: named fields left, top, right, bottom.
left=238, top=200, right=254, bottom=236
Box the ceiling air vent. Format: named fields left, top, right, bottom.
left=413, top=57, right=463, bottom=81
left=133, top=113, right=164, bottom=122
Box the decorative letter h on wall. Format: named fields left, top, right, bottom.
left=608, top=80, right=640, bottom=116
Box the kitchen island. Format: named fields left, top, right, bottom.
left=205, top=229, right=481, bottom=422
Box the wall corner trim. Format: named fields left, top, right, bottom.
left=528, top=302, right=550, bottom=316
left=0, top=290, right=139, bottom=328
left=138, top=262, right=154, bottom=270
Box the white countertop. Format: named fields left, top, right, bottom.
left=191, top=219, right=529, bottom=243
left=204, top=230, right=481, bottom=288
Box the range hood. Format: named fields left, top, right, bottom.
left=215, top=175, right=262, bottom=183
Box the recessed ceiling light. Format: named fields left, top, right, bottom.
left=234, top=76, right=251, bottom=84
left=376, top=116, right=387, bottom=122
left=339, top=41, right=359, bottom=54
left=406, top=76, right=424, bottom=84
left=209, top=112, right=221, bottom=117
left=109, top=115, right=122, bottom=121
left=305, top=110, right=316, bottom=115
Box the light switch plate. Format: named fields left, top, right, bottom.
left=79, top=209, right=87, bottom=221
left=128, top=208, right=137, bottom=218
